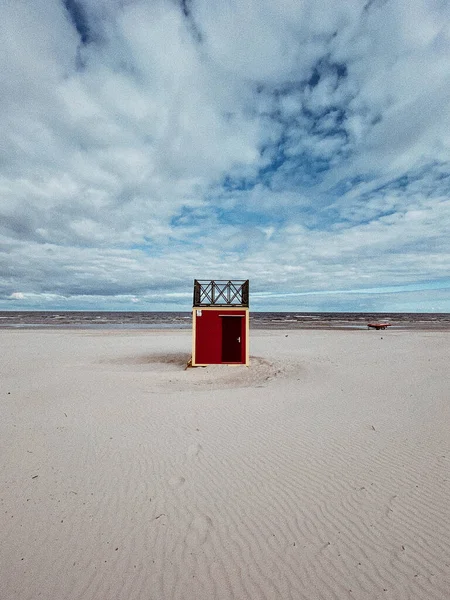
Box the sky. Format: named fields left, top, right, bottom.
left=1, top=0, right=450, bottom=312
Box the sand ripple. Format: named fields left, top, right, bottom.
left=1, top=330, right=450, bottom=599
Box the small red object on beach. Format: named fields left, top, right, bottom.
left=367, top=323, right=392, bottom=330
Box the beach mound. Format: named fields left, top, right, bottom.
left=104, top=351, right=287, bottom=390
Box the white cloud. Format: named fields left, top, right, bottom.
left=1, top=0, right=450, bottom=311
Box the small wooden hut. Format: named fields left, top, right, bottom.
left=191, top=280, right=249, bottom=366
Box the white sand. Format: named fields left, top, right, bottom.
left=1, top=328, right=450, bottom=600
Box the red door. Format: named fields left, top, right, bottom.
left=221, top=316, right=243, bottom=363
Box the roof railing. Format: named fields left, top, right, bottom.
left=193, top=280, right=249, bottom=307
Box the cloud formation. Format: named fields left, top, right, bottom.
left=1, top=0, right=450, bottom=311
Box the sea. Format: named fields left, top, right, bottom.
left=0, top=311, right=449, bottom=330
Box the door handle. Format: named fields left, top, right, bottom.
left=237, top=337, right=241, bottom=343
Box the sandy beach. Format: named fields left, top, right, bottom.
left=1, top=328, right=450, bottom=600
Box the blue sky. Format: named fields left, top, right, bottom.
left=1, top=0, right=450, bottom=312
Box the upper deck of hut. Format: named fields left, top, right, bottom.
left=193, top=280, right=249, bottom=307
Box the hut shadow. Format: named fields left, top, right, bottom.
left=109, top=352, right=191, bottom=369
left=136, top=352, right=191, bottom=366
